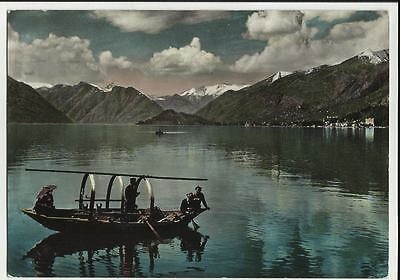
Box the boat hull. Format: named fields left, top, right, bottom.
left=21, top=208, right=204, bottom=235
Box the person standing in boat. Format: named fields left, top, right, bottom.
left=125, top=177, right=141, bottom=212
left=192, top=186, right=210, bottom=211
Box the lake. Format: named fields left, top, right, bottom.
left=7, top=124, right=389, bottom=277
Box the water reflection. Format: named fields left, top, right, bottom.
left=180, top=230, right=209, bottom=262
left=217, top=127, right=388, bottom=195
left=8, top=125, right=388, bottom=196
left=23, top=229, right=209, bottom=277
left=266, top=223, right=324, bottom=277
left=364, top=127, right=374, bottom=142
left=8, top=125, right=388, bottom=277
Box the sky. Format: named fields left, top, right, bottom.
left=7, top=9, right=389, bottom=96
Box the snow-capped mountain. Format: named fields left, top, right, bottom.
left=88, top=82, right=151, bottom=98
left=271, top=71, right=292, bottom=83
left=198, top=49, right=389, bottom=126
left=179, top=83, right=249, bottom=98
left=153, top=83, right=249, bottom=114
left=36, top=81, right=163, bottom=123
left=150, top=96, right=167, bottom=101
left=304, top=65, right=329, bottom=75
left=88, top=82, right=116, bottom=92
left=263, top=71, right=293, bottom=85
left=358, top=49, right=389, bottom=64
left=27, top=81, right=53, bottom=89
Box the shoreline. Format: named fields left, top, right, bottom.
left=6, top=122, right=389, bottom=129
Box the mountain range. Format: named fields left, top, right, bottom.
left=37, top=82, right=163, bottom=123
left=7, top=77, right=72, bottom=123
left=137, top=109, right=214, bottom=125
left=7, top=49, right=389, bottom=126
left=153, top=83, right=248, bottom=114
left=198, top=49, right=389, bottom=126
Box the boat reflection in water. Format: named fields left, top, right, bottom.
left=23, top=229, right=209, bottom=277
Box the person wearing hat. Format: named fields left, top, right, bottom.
left=34, top=185, right=56, bottom=213
left=193, top=186, right=210, bottom=211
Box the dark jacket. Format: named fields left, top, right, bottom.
left=193, top=192, right=208, bottom=209
left=125, top=184, right=140, bottom=212
left=180, top=198, right=191, bottom=212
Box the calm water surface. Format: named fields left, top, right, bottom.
left=7, top=124, right=389, bottom=277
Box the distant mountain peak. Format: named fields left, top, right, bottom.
left=304, top=65, right=329, bottom=75
left=178, top=83, right=249, bottom=98
left=26, top=81, right=53, bottom=89
left=104, top=82, right=116, bottom=92
left=87, top=82, right=116, bottom=92
left=358, top=49, right=389, bottom=64
left=271, top=71, right=293, bottom=83
left=197, top=49, right=389, bottom=126
left=264, top=71, right=293, bottom=84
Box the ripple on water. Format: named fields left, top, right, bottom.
left=8, top=125, right=389, bottom=278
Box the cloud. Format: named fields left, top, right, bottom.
left=8, top=25, right=100, bottom=85
left=232, top=32, right=313, bottom=73
left=7, top=25, right=137, bottom=85
left=303, top=10, right=356, bottom=21
left=7, top=23, right=19, bottom=43
left=149, top=37, right=221, bottom=74
left=231, top=11, right=389, bottom=73
left=325, top=11, right=388, bottom=42
left=99, top=50, right=133, bottom=72
left=91, top=10, right=231, bottom=34
left=326, top=21, right=367, bottom=41
left=245, top=11, right=304, bottom=40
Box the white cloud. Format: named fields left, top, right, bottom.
left=92, top=10, right=231, bottom=34
left=232, top=12, right=389, bottom=73
left=7, top=25, right=137, bottom=85
left=232, top=32, right=312, bottom=73
left=245, top=11, right=304, bottom=40
left=7, top=23, right=19, bottom=44
left=149, top=37, right=221, bottom=74
left=303, top=10, right=356, bottom=21
left=99, top=51, right=133, bottom=72
left=326, top=21, right=367, bottom=41
left=8, top=30, right=99, bottom=85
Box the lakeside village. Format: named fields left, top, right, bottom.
left=241, top=117, right=385, bottom=128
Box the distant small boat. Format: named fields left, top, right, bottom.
left=155, top=129, right=165, bottom=136
left=21, top=168, right=209, bottom=237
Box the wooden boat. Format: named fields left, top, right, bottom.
left=21, top=168, right=208, bottom=236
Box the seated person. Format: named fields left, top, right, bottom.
left=180, top=192, right=194, bottom=213
left=34, top=185, right=56, bottom=213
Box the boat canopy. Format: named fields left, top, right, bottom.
left=26, top=168, right=207, bottom=215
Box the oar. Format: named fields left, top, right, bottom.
left=144, top=219, right=162, bottom=241
left=192, top=219, right=200, bottom=231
